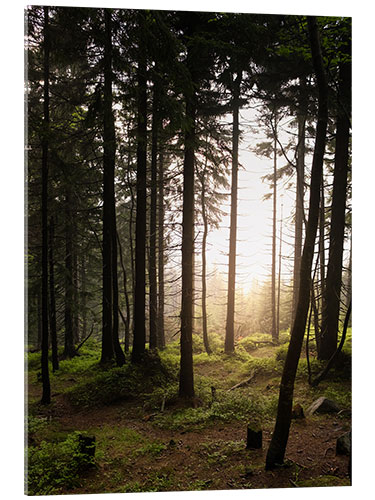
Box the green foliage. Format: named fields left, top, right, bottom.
left=153, top=388, right=277, bottom=431
left=26, top=432, right=95, bottom=495
left=197, top=439, right=246, bottom=465
left=136, top=441, right=167, bottom=457
left=240, top=355, right=283, bottom=378
left=275, top=344, right=288, bottom=361
left=238, top=336, right=257, bottom=351
left=66, top=352, right=176, bottom=408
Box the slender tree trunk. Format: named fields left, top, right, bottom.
left=291, top=101, right=306, bottom=325
left=319, top=176, right=326, bottom=301
left=271, top=113, right=278, bottom=342
left=64, top=187, right=75, bottom=358
left=266, top=16, right=328, bottom=469
left=81, top=253, right=87, bottom=340
left=117, top=231, right=131, bottom=352
left=319, top=50, right=351, bottom=360
left=72, top=214, right=79, bottom=344
left=41, top=5, right=51, bottom=404
left=37, top=287, right=42, bottom=350
left=225, top=71, right=241, bottom=353
left=157, top=151, right=165, bottom=349
left=200, top=168, right=212, bottom=355
left=48, top=216, right=59, bottom=372
left=179, top=90, right=196, bottom=399
left=101, top=9, right=117, bottom=363
left=149, top=76, right=159, bottom=350
left=276, top=204, right=283, bottom=338
left=132, top=12, right=147, bottom=362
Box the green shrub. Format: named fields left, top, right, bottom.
left=275, top=344, right=288, bottom=361
left=66, top=352, right=176, bottom=408
left=26, top=432, right=95, bottom=495
left=153, top=388, right=276, bottom=431
left=238, top=337, right=257, bottom=351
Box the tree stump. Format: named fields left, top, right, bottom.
left=246, top=425, right=262, bottom=449
left=78, top=433, right=96, bottom=459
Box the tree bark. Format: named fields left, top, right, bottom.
left=117, top=231, right=131, bottom=352
left=266, top=16, right=328, bottom=469
left=291, top=98, right=306, bottom=325
left=132, top=11, right=147, bottom=362
left=157, top=151, right=166, bottom=349
left=179, top=41, right=196, bottom=398
left=149, top=75, right=159, bottom=350
left=319, top=47, right=351, bottom=360
left=41, top=5, right=51, bottom=404
left=271, top=113, right=278, bottom=342
left=48, top=216, right=59, bottom=372
left=63, top=186, right=75, bottom=359
left=101, top=8, right=116, bottom=363
left=200, top=166, right=212, bottom=355
left=225, top=71, right=241, bottom=353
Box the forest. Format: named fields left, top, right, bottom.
left=25, top=5, right=352, bottom=496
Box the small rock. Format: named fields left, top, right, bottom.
left=306, top=397, right=340, bottom=415
left=246, top=425, right=262, bottom=449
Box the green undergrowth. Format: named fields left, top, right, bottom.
left=65, top=351, right=176, bottom=408
left=26, top=431, right=95, bottom=495
left=152, top=387, right=278, bottom=431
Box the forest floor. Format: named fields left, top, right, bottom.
left=26, top=338, right=351, bottom=494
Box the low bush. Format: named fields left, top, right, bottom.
left=26, top=432, right=95, bottom=495
left=66, top=352, right=176, bottom=408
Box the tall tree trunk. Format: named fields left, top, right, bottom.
left=291, top=106, right=306, bottom=325
left=266, top=16, right=328, bottom=469
left=81, top=253, right=87, bottom=340
left=112, top=203, right=125, bottom=365
left=48, top=216, right=59, bottom=372
left=37, top=287, right=42, bottom=351
left=101, top=8, right=116, bottom=363
left=132, top=12, right=147, bottom=362
left=157, top=151, right=165, bottom=349
left=41, top=5, right=51, bottom=404
left=117, top=231, right=131, bottom=352
left=319, top=176, right=326, bottom=301
left=101, top=9, right=124, bottom=366
left=276, top=204, right=283, bottom=338
left=64, top=187, right=75, bottom=358
left=179, top=92, right=196, bottom=399
left=201, top=170, right=212, bottom=355
left=149, top=76, right=159, bottom=350
left=271, top=113, right=278, bottom=342
left=72, top=213, right=79, bottom=344
left=319, top=48, right=351, bottom=360
left=225, top=71, right=241, bottom=354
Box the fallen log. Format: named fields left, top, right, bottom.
left=228, top=371, right=256, bottom=391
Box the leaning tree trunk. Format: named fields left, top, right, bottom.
left=40, top=5, right=51, bottom=404
left=319, top=43, right=351, bottom=360
left=266, top=16, right=328, bottom=469
left=132, top=11, right=147, bottom=362
left=225, top=71, right=241, bottom=354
